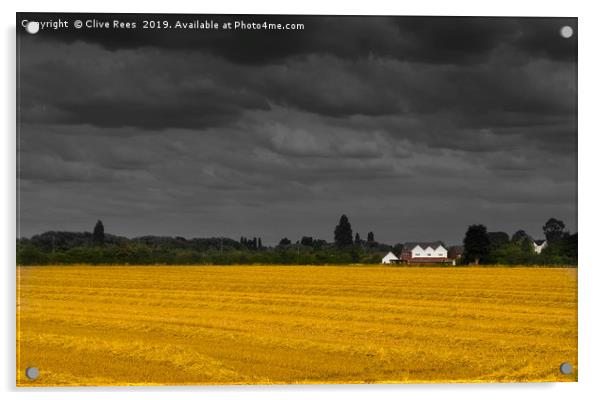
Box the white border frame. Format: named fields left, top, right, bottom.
left=3, top=1, right=601, bottom=399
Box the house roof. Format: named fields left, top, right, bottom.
left=403, top=241, right=446, bottom=251
left=533, top=239, right=546, bottom=246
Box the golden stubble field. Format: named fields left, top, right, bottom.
left=16, top=265, right=577, bottom=386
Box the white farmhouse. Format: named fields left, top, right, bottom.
left=533, top=240, right=547, bottom=254
left=405, top=243, right=448, bottom=259
left=401, top=242, right=453, bottom=264
left=381, top=251, right=400, bottom=264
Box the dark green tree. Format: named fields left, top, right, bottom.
left=354, top=232, right=361, bottom=245
left=367, top=231, right=375, bottom=243
left=93, top=220, right=105, bottom=245
left=511, top=230, right=531, bottom=243
left=462, top=224, right=491, bottom=265
left=520, top=237, right=535, bottom=256
left=488, top=232, right=509, bottom=248
left=258, top=237, right=262, bottom=249
left=279, top=237, right=291, bottom=246
left=564, top=233, right=578, bottom=261
left=301, top=236, right=313, bottom=246
left=543, top=218, right=566, bottom=244
left=334, top=214, right=353, bottom=248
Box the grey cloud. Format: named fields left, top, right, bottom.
left=17, top=15, right=577, bottom=244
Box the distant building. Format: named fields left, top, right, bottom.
left=448, top=245, right=464, bottom=260
left=381, top=251, right=400, bottom=264
left=533, top=240, right=547, bottom=254
left=400, top=242, right=455, bottom=265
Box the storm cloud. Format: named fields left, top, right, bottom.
left=17, top=14, right=577, bottom=245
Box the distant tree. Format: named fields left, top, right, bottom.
left=301, top=236, right=313, bottom=247
left=367, top=231, right=375, bottom=243
left=488, top=231, right=510, bottom=248
left=252, top=237, right=258, bottom=250
left=392, top=243, right=404, bottom=255
left=543, top=218, right=566, bottom=244
left=313, top=239, right=328, bottom=250
left=462, top=224, right=491, bottom=265
left=258, top=237, right=262, bottom=249
left=354, top=233, right=361, bottom=245
left=93, top=220, right=105, bottom=245
left=511, top=230, right=531, bottom=243
left=350, top=245, right=360, bottom=263
left=279, top=237, right=291, bottom=246
left=564, top=233, right=578, bottom=260
left=520, top=237, right=535, bottom=256
left=334, top=214, right=353, bottom=248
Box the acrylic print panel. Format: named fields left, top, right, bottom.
left=16, top=13, right=578, bottom=386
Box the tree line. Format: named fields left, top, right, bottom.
left=17, top=216, right=576, bottom=266
left=17, top=218, right=388, bottom=265
left=462, top=218, right=577, bottom=265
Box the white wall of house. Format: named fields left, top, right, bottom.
left=411, top=245, right=448, bottom=258
left=533, top=241, right=547, bottom=254
left=382, top=252, right=399, bottom=264
left=434, top=245, right=448, bottom=258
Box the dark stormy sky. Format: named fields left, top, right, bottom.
left=17, top=15, right=577, bottom=245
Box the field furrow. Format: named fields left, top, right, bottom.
left=16, top=265, right=577, bottom=385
